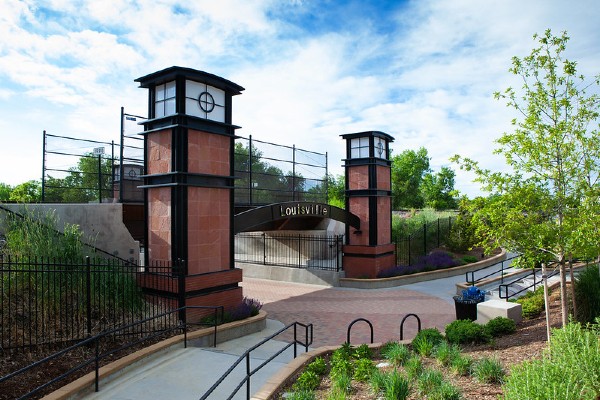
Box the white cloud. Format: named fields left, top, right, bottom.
left=0, top=0, right=599, bottom=199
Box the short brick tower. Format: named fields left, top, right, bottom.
left=136, top=67, right=244, bottom=320
left=341, top=131, right=395, bottom=278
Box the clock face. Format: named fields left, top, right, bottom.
left=185, top=80, right=225, bottom=122
left=376, top=138, right=385, bottom=158
left=198, top=91, right=215, bottom=113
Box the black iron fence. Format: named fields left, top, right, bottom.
left=394, top=217, right=455, bottom=266
left=0, top=255, right=182, bottom=352
left=235, top=233, right=344, bottom=271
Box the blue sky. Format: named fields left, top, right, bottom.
left=1, top=0, right=599, bottom=197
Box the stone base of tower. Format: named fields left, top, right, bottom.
left=138, top=268, right=244, bottom=322
left=343, top=243, right=395, bottom=278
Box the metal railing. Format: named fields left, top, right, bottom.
left=465, top=253, right=522, bottom=286
left=1, top=255, right=182, bottom=351
left=394, top=217, right=455, bottom=266
left=498, top=263, right=560, bottom=300
left=235, top=233, right=344, bottom=271
left=199, top=321, right=313, bottom=400
left=0, top=306, right=223, bottom=400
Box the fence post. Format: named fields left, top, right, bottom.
left=263, top=232, right=266, bottom=265
left=86, top=256, right=92, bottom=337
left=178, top=259, right=187, bottom=324
left=298, top=235, right=301, bottom=267
left=423, top=223, right=427, bottom=256
left=437, top=218, right=440, bottom=247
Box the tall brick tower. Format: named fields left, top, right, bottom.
left=341, top=131, right=395, bottom=278
left=136, top=67, right=244, bottom=319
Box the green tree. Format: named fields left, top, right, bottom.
left=9, top=180, right=41, bottom=203
left=453, top=30, right=600, bottom=326
left=391, top=147, right=430, bottom=209
left=327, top=174, right=345, bottom=208
left=44, top=153, right=113, bottom=203
left=0, top=182, right=12, bottom=201
left=421, top=167, right=458, bottom=210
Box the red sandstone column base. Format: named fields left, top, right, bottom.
left=138, top=268, right=243, bottom=322
left=343, top=243, right=395, bottom=279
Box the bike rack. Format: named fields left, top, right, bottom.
left=399, top=313, right=421, bottom=340
left=346, top=318, right=374, bottom=345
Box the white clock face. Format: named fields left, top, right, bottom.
left=375, top=137, right=385, bottom=159
left=185, top=80, right=225, bottom=122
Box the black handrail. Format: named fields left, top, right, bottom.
left=465, top=253, right=522, bottom=286
left=199, top=321, right=313, bottom=400
left=346, top=318, right=374, bottom=345
left=498, top=264, right=560, bottom=300
left=0, top=305, right=225, bottom=399
left=399, top=313, right=421, bottom=341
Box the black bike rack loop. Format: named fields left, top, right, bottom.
left=346, top=318, right=374, bottom=345
left=399, top=313, right=421, bottom=341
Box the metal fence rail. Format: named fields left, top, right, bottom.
left=394, top=217, right=455, bottom=266
left=0, top=255, right=181, bottom=352
left=199, top=321, right=313, bottom=400
left=235, top=233, right=344, bottom=271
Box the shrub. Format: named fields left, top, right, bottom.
left=226, top=297, right=263, bottom=322
left=353, top=358, right=376, bottom=382
left=485, top=317, right=516, bottom=337
left=515, top=288, right=546, bottom=319
left=404, top=355, right=423, bottom=379
left=445, top=319, right=490, bottom=344
left=417, top=368, right=444, bottom=395
left=376, top=251, right=460, bottom=278
left=501, top=321, right=600, bottom=399
left=574, top=265, right=600, bottom=324
left=473, top=356, right=505, bottom=384
left=287, top=390, right=316, bottom=400
left=429, top=381, right=461, bottom=400
left=352, top=343, right=372, bottom=360
left=450, top=354, right=473, bottom=376
left=412, top=328, right=445, bottom=357
left=381, top=342, right=411, bottom=366
left=305, top=357, right=327, bottom=376
left=382, top=370, right=410, bottom=400
left=330, top=346, right=354, bottom=381
left=292, top=370, right=321, bottom=392
left=331, top=370, right=352, bottom=395
left=433, top=341, right=461, bottom=366
left=461, top=255, right=479, bottom=264
left=445, top=205, right=477, bottom=253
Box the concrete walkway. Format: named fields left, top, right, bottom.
left=79, top=262, right=510, bottom=399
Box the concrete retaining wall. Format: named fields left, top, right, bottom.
left=338, top=249, right=507, bottom=289
left=0, top=203, right=139, bottom=261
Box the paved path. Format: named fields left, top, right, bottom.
left=81, top=263, right=514, bottom=399
left=241, top=278, right=455, bottom=347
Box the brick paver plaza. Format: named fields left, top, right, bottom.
left=241, top=277, right=456, bottom=347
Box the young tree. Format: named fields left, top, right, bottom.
left=9, top=180, right=42, bottom=203
left=391, top=147, right=430, bottom=209
left=421, top=167, right=458, bottom=210
left=453, top=30, right=600, bottom=327
left=0, top=183, right=12, bottom=201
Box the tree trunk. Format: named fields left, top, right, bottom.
left=559, top=256, right=569, bottom=327
left=542, top=262, right=551, bottom=342
left=568, top=255, right=576, bottom=319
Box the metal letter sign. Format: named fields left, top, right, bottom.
left=93, top=147, right=105, bottom=156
